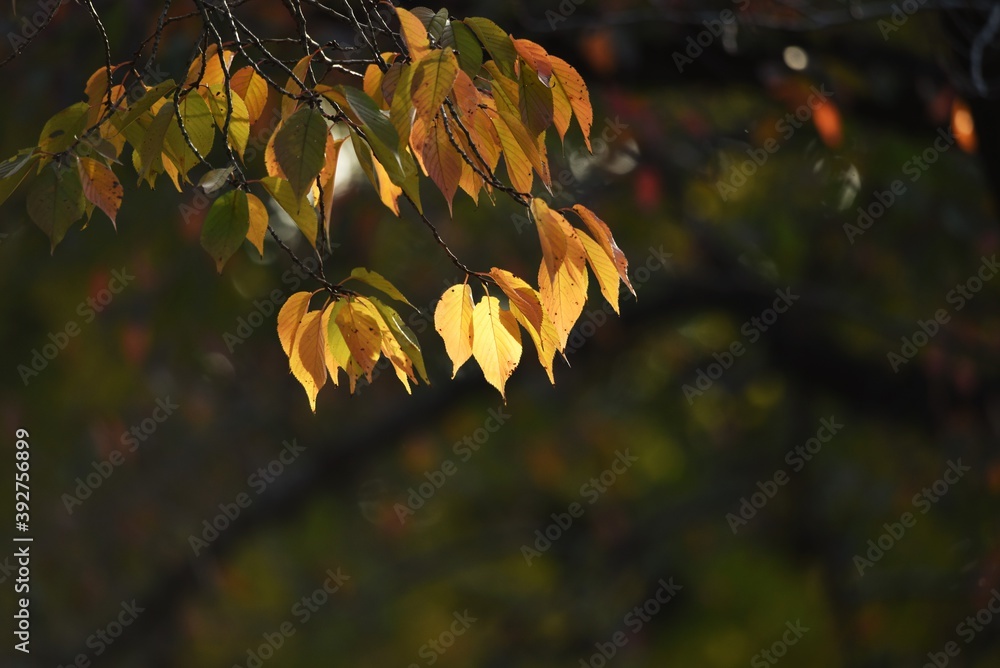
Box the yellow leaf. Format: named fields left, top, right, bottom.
left=577, top=228, right=620, bottom=313
left=490, top=112, right=532, bottom=194
left=277, top=291, right=313, bottom=357
left=471, top=295, right=522, bottom=401
left=411, top=48, right=459, bottom=125
left=434, top=284, right=475, bottom=378
left=489, top=268, right=557, bottom=383
left=388, top=62, right=416, bottom=146
left=550, top=73, right=574, bottom=143
left=245, top=192, right=268, bottom=257
left=231, top=66, right=269, bottom=125
left=396, top=7, right=431, bottom=61
left=538, top=230, right=589, bottom=351
left=281, top=54, right=314, bottom=120
left=318, top=135, right=345, bottom=245
left=347, top=267, right=415, bottom=308
left=77, top=157, right=123, bottom=228
left=336, top=298, right=383, bottom=382
left=364, top=63, right=387, bottom=108
left=530, top=198, right=569, bottom=278
left=289, top=310, right=327, bottom=411
left=357, top=296, right=415, bottom=393
left=185, top=44, right=234, bottom=88
left=369, top=296, right=430, bottom=384
left=205, top=85, right=251, bottom=158
left=568, top=204, right=634, bottom=296
left=550, top=55, right=593, bottom=151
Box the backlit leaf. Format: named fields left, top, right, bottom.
left=489, top=268, right=557, bottom=382
left=290, top=310, right=327, bottom=411
left=531, top=198, right=569, bottom=278
left=245, top=192, right=269, bottom=256
left=336, top=298, right=383, bottom=382
left=471, top=295, right=522, bottom=401
left=260, top=176, right=319, bottom=246
left=538, top=228, right=589, bottom=351
left=451, top=20, right=484, bottom=78
left=434, top=283, right=475, bottom=378
left=348, top=267, right=415, bottom=308
left=396, top=7, right=431, bottom=61
left=37, top=103, right=89, bottom=168
left=231, top=66, right=269, bottom=125
left=278, top=291, right=313, bottom=357
left=205, top=85, right=251, bottom=158
left=577, top=228, right=621, bottom=313
left=369, top=296, right=429, bottom=384
left=512, top=39, right=553, bottom=83
left=550, top=56, right=593, bottom=151
left=568, top=204, right=634, bottom=295
left=463, top=17, right=516, bottom=79
left=77, top=157, right=123, bottom=228
left=411, top=47, right=459, bottom=125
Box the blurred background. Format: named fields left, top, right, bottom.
left=2, top=0, right=1000, bottom=666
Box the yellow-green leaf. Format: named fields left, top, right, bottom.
left=569, top=204, right=634, bottom=295
left=260, top=176, right=318, bottom=247
left=411, top=47, right=459, bottom=125
left=368, top=296, right=429, bottom=384
left=463, top=17, right=517, bottom=79
left=27, top=163, right=85, bottom=250
left=205, top=84, right=251, bottom=158
left=347, top=267, right=415, bottom=308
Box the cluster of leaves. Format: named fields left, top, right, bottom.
left=0, top=4, right=633, bottom=407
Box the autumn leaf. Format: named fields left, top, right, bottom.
left=347, top=268, right=415, bottom=308
left=396, top=7, right=431, bottom=61
left=415, top=116, right=463, bottom=211
left=37, top=103, right=89, bottom=169
left=260, top=176, right=318, bottom=246
left=512, top=39, right=554, bottom=83
left=411, top=47, right=460, bottom=125
left=357, top=296, right=416, bottom=393
left=463, top=17, right=517, bottom=79
left=550, top=56, right=593, bottom=151
left=336, top=298, right=383, bottom=382
left=231, top=66, right=269, bottom=125
left=369, top=296, right=429, bottom=384
left=577, top=229, right=621, bottom=313
left=318, top=135, right=344, bottom=245
left=538, top=228, right=589, bottom=350
left=450, top=20, right=484, bottom=78
left=489, top=268, right=558, bottom=383
left=321, top=301, right=346, bottom=385
left=200, top=189, right=250, bottom=272
left=434, top=283, right=475, bottom=378
left=245, top=192, right=268, bottom=256
left=272, top=107, right=328, bottom=199
left=530, top=198, right=569, bottom=278
left=568, top=204, right=634, bottom=296
left=471, top=295, right=522, bottom=401
left=281, top=54, right=314, bottom=120
left=77, top=157, right=123, bottom=228
left=289, top=310, right=327, bottom=411
left=205, top=84, right=251, bottom=158
left=184, top=43, right=234, bottom=88
left=278, top=291, right=313, bottom=357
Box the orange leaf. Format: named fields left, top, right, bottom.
left=411, top=48, right=459, bottom=125
left=290, top=310, right=327, bottom=411
left=231, top=66, right=269, bottom=125
left=396, top=7, right=431, bottom=61
left=550, top=55, right=593, bottom=151
left=77, top=157, right=123, bottom=228
left=568, top=204, right=633, bottom=296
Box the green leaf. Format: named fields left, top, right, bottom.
left=200, top=189, right=250, bottom=272
left=450, top=21, right=484, bottom=78
left=410, top=47, right=459, bottom=125
left=260, top=176, right=318, bottom=247
left=462, top=17, right=516, bottom=79
left=136, top=102, right=175, bottom=185
left=368, top=296, right=429, bottom=384
left=519, top=62, right=553, bottom=136
left=0, top=149, right=39, bottom=207
left=347, top=267, right=416, bottom=308
left=272, top=107, right=328, bottom=199
left=37, top=103, right=90, bottom=168
left=27, top=163, right=85, bottom=250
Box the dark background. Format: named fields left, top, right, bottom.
left=2, top=0, right=999, bottom=666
